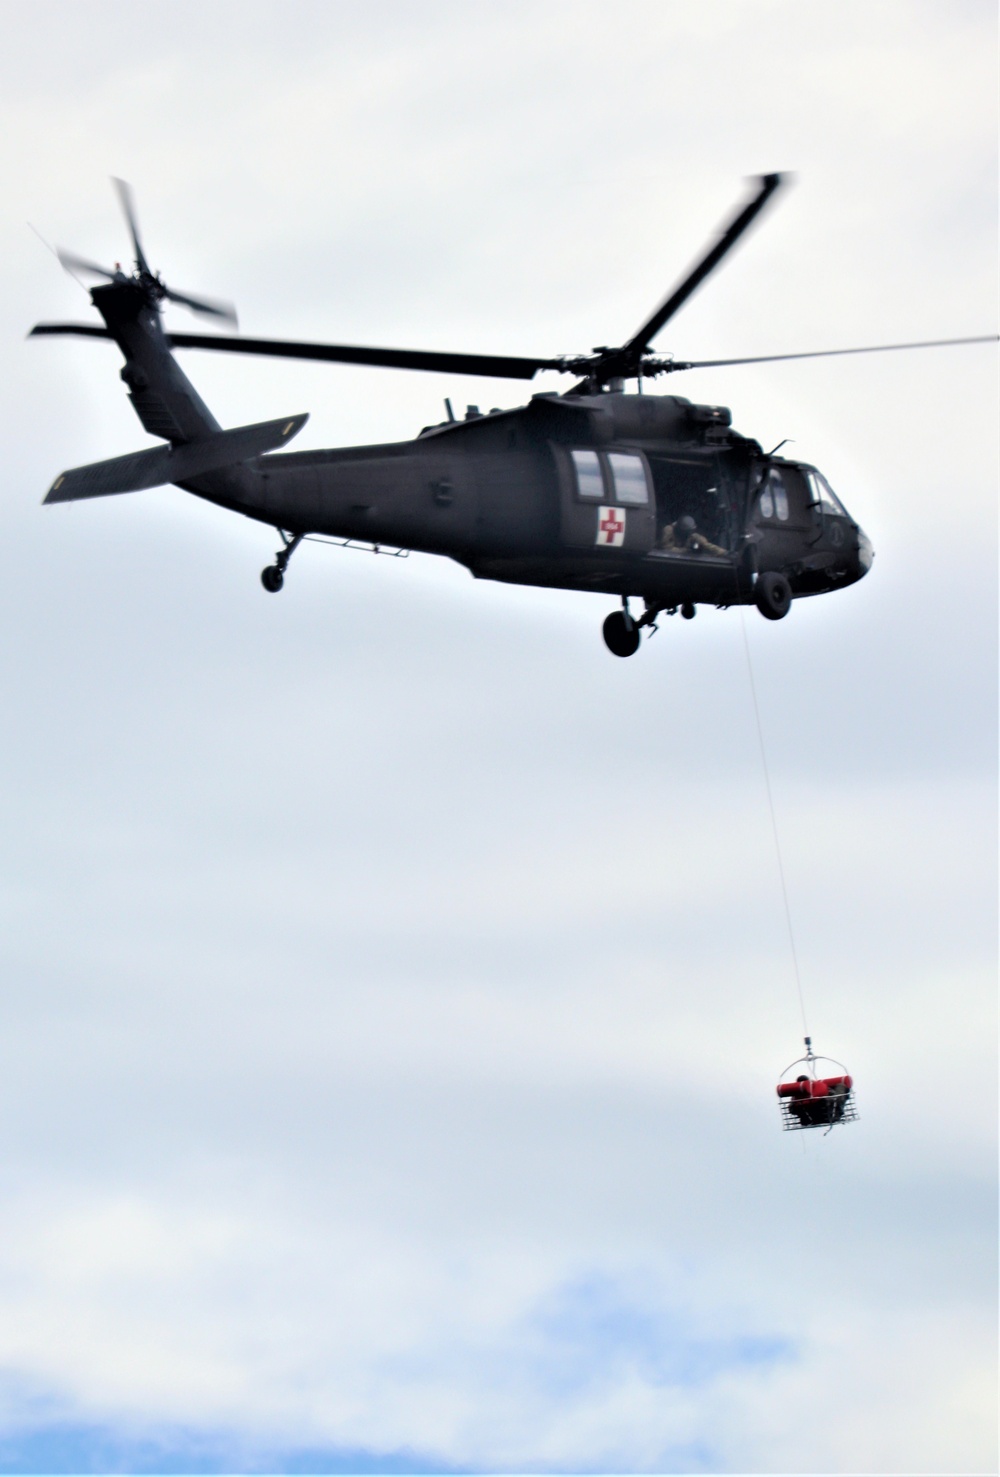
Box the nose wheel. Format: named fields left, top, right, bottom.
left=755, top=571, right=792, bottom=620
left=261, top=530, right=304, bottom=593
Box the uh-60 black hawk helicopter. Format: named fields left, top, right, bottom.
left=32, top=174, right=996, bottom=656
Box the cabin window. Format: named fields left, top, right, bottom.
left=571, top=449, right=604, bottom=501
left=607, top=452, right=649, bottom=506
left=759, top=469, right=789, bottom=521
left=807, top=469, right=847, bottom=517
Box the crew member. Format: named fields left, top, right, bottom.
left=659, top=513, right=728, bottom=557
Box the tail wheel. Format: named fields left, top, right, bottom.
left=755, top=571, right=792, bottom=620
left=261, top=565, right=284, bottom=593
left=602, top=610, right=641, bottom=658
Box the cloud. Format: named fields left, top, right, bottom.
left=0, top=0, right=995, bottom=1471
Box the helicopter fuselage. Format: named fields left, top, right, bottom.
left=40, top=166, right=1000, bottom=647
left=185, top=385, right=873, bottom=610
left=41, top=271, right=874, bottom=636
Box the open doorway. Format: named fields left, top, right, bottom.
left=647, top=453, right=738, bottom=555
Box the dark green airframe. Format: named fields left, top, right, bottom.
left=32, top=174, right=992, bottom=656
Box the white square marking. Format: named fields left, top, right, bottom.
left=596, top=505, right=626, bottom=547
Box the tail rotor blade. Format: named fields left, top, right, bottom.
left=164, top=286, right=238, bottom=327
left=56, top=247, right=118, bottom=281
left=112, top=177, right=151, bottom=275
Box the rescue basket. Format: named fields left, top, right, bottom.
left=776, top=1038, right=857, bottom=1132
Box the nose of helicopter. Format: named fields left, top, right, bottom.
left=856, top=527, right=875, bottom=578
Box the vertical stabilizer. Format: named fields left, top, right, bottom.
left=91, top=281, right=222, bottom=444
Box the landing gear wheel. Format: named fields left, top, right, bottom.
left=755, top=571, right=792, bottom=621
left=602, top=610, right=641, bottom=658
left=260, top=531, right=305, bottom=593
left=680, top=601, right=696, bottom=620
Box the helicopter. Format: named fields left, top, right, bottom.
left=30, top=174, right=996, bottom=657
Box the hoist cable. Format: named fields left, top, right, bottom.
left=740, top=613, right=809, bottom=1039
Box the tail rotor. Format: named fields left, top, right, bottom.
left=55, top=179, right=237, bottom=326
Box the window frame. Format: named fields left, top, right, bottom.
left=570, top=448, right=651, bottom=507
left=570, top=448, right=606, bottom=502
left=606, top=451, right=651, bottom=507
left=757, top=467, right=790, bottom=522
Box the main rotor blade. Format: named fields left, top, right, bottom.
left=625, top=173, right=785, bottom=357
left=112, top=177, right=150, bottom=276
left=26, top=323, right=559, bottom=377
left=662, top=334, right=1000, bottom=372
left=161, top=331, right=561, bottom=380
left=56, top=248, right=118, bottom=281
left=29, top=323, right=113, bottom=339
left=31, top=322, right=998, bottom=384
left=164, top=287, right=238, bottom=326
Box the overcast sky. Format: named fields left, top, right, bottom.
left=0, top=3, right=996, bottom=1473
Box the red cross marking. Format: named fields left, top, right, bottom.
left=599, top=509, right=625, bottom=543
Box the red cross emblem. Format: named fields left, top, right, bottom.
left=597, top=506, right=626, bottom=547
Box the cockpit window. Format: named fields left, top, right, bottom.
left=607, top=452, right=649, bottom=506
left=807, top=469, right=848, bottom=517
left=571, top=449, right=604, bottom=501
left=758, top=468, right=789, bottom=521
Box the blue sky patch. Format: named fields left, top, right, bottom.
left=0, top=1420, right=458, bottom=1476
left=519, top=1271, right=794, bottom=1398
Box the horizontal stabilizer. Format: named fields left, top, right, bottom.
left=44, top=413, right=309, bottom=504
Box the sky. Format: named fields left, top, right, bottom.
left=0, top=2, right=996, bottom=1473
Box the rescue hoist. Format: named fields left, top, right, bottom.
left=741, top=619, right=858, bottom=1134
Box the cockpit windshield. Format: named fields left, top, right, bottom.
left=807, top=468, right=848, bottom=518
